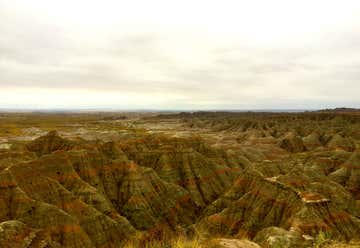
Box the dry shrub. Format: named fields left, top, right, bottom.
left=123, top=227, right=204, bottom=248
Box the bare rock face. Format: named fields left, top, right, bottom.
left=330, top=150, right=360, bottom=199
left=303, top=132, right=323, bottom=150
left=120, top=165, right=197, bottom=230
left=254, top=226, right=311, bottom=248
left=326, top=134, right=355, bottom=152
left=9, top=154, right=135, bottom=247
left=0, top=168, right=94, bottom=248
left=0, top=134, right=135, bottom=247
left=197, top=166, right=360, bottom=241
left=0, top=149, right=36, bottom=171
left=65, top=145, right=198, bottom=231
left=197, top=168, right=302, bottom=238
left=26, top=131, right=74, bottom=156
left=0, top=132, right=247, bottom=246
left=0, top=220, right=51, bottom=248
left=0, top=112, right=359, bottom=248
left=279, top=133, right=306, bottom=153
left=214, top=238, right=261, bottom=248
left=120, top=135, right=243, bottom=208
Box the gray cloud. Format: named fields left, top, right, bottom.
left=0, top=1, right=360, bottom=109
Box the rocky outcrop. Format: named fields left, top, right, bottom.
left=303, top=132, right=323, bottom=150
left=0, top=168, right=94, bottom=247
left=254, top=226, right=311, bottom=248
left=279, top=132, right=306, bottom=153
left=26, top=131, right=74, bottom=156
left=198, top=167, right=360, bottom=241
left=0, top=108, right=359, bottom=248
left=197, top=168, right=302, bottom=238
left=329, top=150, right=360, bottom=199
left=118, top=165, right=196, bottom=230
left=213, top=238, right=261, bottom=248
left=1, top=133, right=218, bottom=247
left=326, top=134, right=355, bottom=152
left=64, top=146, right=198, bottom=231
left=0, top=220, right=55, bottom=248
left=120, top=135, right=243, bottom=208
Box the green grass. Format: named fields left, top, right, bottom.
left=314, top=231, right=332, bottom=248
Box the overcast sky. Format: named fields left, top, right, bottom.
left=0, top=0, right=359, bottom=110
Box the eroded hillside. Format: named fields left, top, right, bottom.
left=0, top=111, right=359, bottom=247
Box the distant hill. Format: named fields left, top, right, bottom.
left=316, top=107, right=360, bottom=112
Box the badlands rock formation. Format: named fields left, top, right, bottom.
left=0, top=110, right=359, bottom=247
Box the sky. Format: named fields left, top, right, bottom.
left=0, top=0, right=360, bottom=110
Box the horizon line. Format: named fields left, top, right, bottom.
left=0, top=107, right=358, bottom=113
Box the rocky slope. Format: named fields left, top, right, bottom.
left=0, top=131, right=244, bottom=247
left=0, top=111, right=359, bottom=247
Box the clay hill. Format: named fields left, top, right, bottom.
left=0, top=111, right=359, bottom=247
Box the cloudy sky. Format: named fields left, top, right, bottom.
left=0, top=0, right=359, bottom=110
